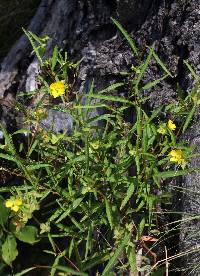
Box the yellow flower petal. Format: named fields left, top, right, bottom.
left=169, top=149, right=185, bottom=165
left=5, top=199, right=14, bottom=208
left=167, top=120, right=176, bottom=131
left=11, top=205, right=20, bottom=212
left=50, top=81, right=65, bottom=98
left=15, top=198, right=23, bottom=206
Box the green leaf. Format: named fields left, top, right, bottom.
left=85, top=224, right=93, bottom=259
left=86, top=114, right=115, bottom=125
left=56, top=197, right=84, bottom=223
left=12, top=129, right=31, bottom=136
left=155, top=169, right=192, bottom=179
left=74, top=104, right=107, bottom=109
left=147, top=106, right=163, bottom=123
left=0, top=196, right=9, bottom=227
left=69, top=238, right=75, bottom=258
left=85, top=135, right=89, bottom=174
left=102, top=233, right=130, bottom=276
left=2, top=235, right=18, bottom=265
left=135, top=46, right=154, bottom=88
left=28, top=139, right=39, bottom=157
left=98, top=82, right=124, bottom=94
left=50, top=250, right=66, bottom=276
left=51, top=46, right=58, bottom=71
left=26, top=163, right=52, bottom=171
left=183, top=60, right=199, bottom=81
left=82, top=253, right=110, bottom=271
left=86, top=94, right=133, bottom=105
left=152, top=51, right=173, bottom=77
left=142, top=74, right=169, bottom=90
left=0, top=123, right=16, bottom=155
left=0, top=153, right=17, bottom=162
left=111, top=18, right=138, bottom=56
left=120, top=180, right=136, bottom=210
left=23, top=28, right=45, bottom=64
left=105, top=198, right=113, bottom=230
left=15, top=226, right=39, bottom=245
left=138, top=217, right=145, bottom=238
left=14, top=267, right=36, bottom=276
left=127, top=246, right=137, bottom=274
left=182, top=104, right=196, bottom=133
left=55, top=266, right=88, bottom=276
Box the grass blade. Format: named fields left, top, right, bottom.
left=155, top=169, right=192, bottom=179
left=87, top=94, right=133, bottom=105
left=182, top=104, right=196, bottom=133
left=105, top=198, right=113, bottom=230
left=152, top=51, right=173, bottom=77
left=111, top=18, right=138, bottom=56
left=135, top=46, right=154, bottom=88
left=120, top=180, right=136, bottom=210
left=55, top=265, right=88, bottom=276
left=51, top=46, right=58, bottom=71
left=183, top=60, right=199, bottom=81
left=98, top=82, right=124, bottom=94
left=142, top=74, right=169, bottom=90
left=14, top=267, right=36, bottom=276
left=102, top=233, right=130, bottom=276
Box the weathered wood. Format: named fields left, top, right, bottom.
left=0, top=0, right=55, bottom=98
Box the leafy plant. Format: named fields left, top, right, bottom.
left=0, top=20, right=199, bottom=275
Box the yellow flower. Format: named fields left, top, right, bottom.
left=5, top=198, right=23, bottom=212
left=157, top=124, right=167, bottom=135
left=50, top=81, right=65, bottom=98
left=169, top=149, right=186, bottom=166
left=5, top=199, right=14, bottom=208
left=11, top=205, right=20, bottom=212
left=15, top=198, right=23, bottom=206
left=167, top=120, right=176, bottom=131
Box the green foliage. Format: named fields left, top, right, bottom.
left=14, top=226, right=39, bottom=244
left=0, top=19, right=199, bottom=275
left=2, top=235, right=18, bottom=265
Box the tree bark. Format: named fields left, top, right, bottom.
left=0, top=0, right=200, bottom=274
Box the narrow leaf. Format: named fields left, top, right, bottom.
left=105, top=198, right=113, bottom=230
left=183, top=60, right=199, bottom=81
left=0, top=196, right=9, bottom=226
left=127, top=246, right=137, bottom=274
left=55, top=265, right=88, bottom=276
left=111, top=18, right=138, bottom=56
left=153, top=51, right=173, bottom=77
left=142, top=74, right=169, bottom=90
left=120, top=181, right=136, bottom=210
left=182, top=104, right=196, bottom=133
left=56, top=197, right=84, bottom=223
left=51, top=46, right=58, bottom=71
left=135, top=46, right=154, bottom=88
left=98, top=82, right=124, bottom=94
left=87, top=94, right=133, bottom=105
left=50, top=250, right=66, bottom=276
left=14, top=267, right=36, bottom=276
left=156, top=169, right=192, bottom=179
left=102, top=233, right=130, bottom=276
